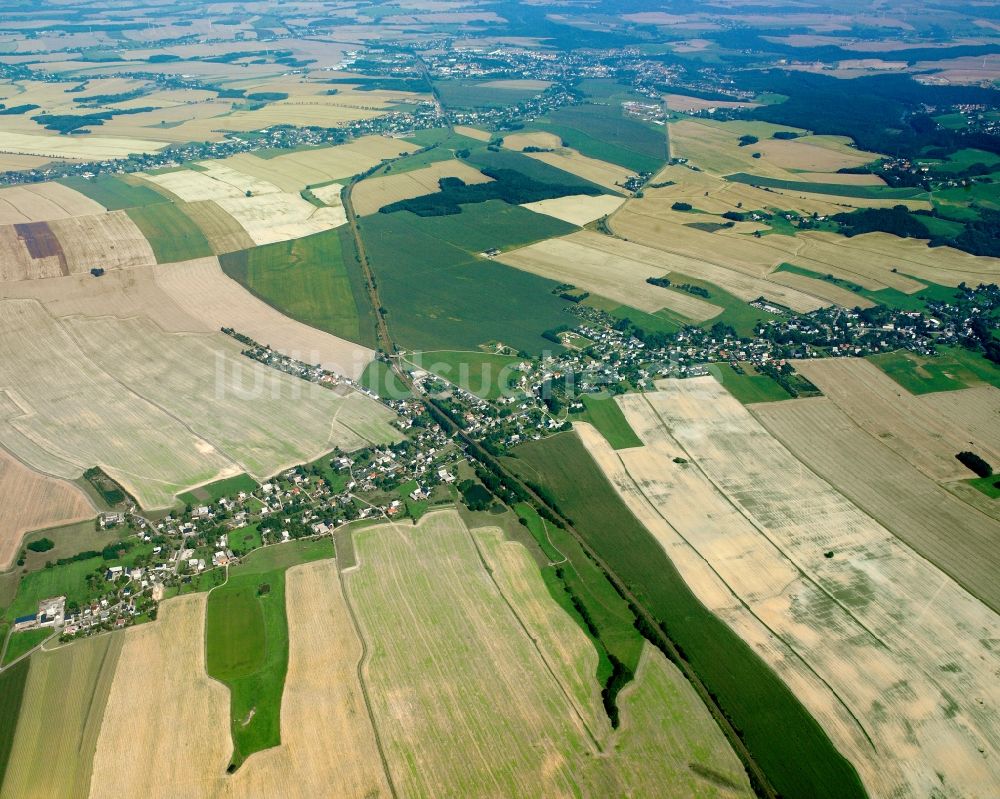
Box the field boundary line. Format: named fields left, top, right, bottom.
left=463, top=522, right=606, bottom=752
left=336, top=553, right=400, bottom=799
left=613, top=400, right=878, bottom=755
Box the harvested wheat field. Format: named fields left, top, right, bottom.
left=309, top=183, right=344, bottom=206
left=584, top=378, right=1000, bottom=798
left=453, top=125, right=491, bottom=141
left=353, top=160, right=491, bottom=215
left=498, top=231, right=723, bottom=319
left=794, top=357, right=1000, bottom=481
left=521, top=194, right=626, bottom=226
left=768, top=268, right=876, bottom=309
left=524, top=148, right=632, bottom=193
left=47, top=211, right=156, bottom=273
left=3, top=632, right=124, bottom=799
left=0, top=448, right=94, bottom=570
left=0, top=298, right=237, bottom=508
left=751, top=396, right=1000, bottom=612
left=916, top=385, right=1000, bottom=457
left=345, top=510, right=752, bottom=798
left=182, top=200, right=257, bottom=254
left=152, top=257, right=375, bottom=378
left=221, top=560, right=392, bottom=799
left=0, top=182, right=104, bottom=225
left=65, top=315, right=397, bottom=478
left=225, top=136, right=420, bottom=193
left=214, top=192, right=346, bottom=245
left=89, top=594, right=232, bottom=799
left=0, top=130, right=167, bottom=160
left=513, top=227, right=827, bottom=313
left=143, top=168, right=251, bottom=202
left=502, top=131, right=563, bottom=151
left=0, top=222, right=65, bottom=281
left=610, top=204, right=931, bottom=293
left=0, top=265, right=207, bottom=333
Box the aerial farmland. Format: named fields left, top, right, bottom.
left=0, top=1, right=998, bottom=798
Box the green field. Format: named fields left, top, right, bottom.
left=407, top=350, right=524, bottom=399
left=0, top=658, right=29, bottom=786
left=505, top=431, right=866, bottom=799
left=125, top=202, right=213, bottom=263
left=220, top=227, right=376, bottom=347
left=17, top=519, right=111, bottom=575
left=433, top=79, right=549, bottom=109
left=59, top=175, right=168, bottom=210
left=534, top=103, right=668, bottom=174
left=205, top=538, right=333, bottom=769
left=868, top=347, right=1000, bottom=393
left=362, top=202, right=576, bottom=353
left=2, top=629, right=51, bottom=666
left=1, top=632, right=123, bottom=798
left=710, top=363, right=792, bottom=404
left=177, top=473, right=258, bottom=506
left=575, top=394, right=643, bottom=448
left=359, top=358, right=412, bottom=400
left=725, top=172, right=926, bottom=200
left=966, top=474, right=1000, bottom=499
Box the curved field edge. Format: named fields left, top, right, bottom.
left=343, top=510, right=754, bottom=797
left=503, top=430, right=866, bottom=799
left=204, top=538, right=334, bottom=769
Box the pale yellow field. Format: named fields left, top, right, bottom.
left=502, top=131, right=563, bottom=151
left=524, top=148, right=633, bottom=193
left=521, top=194, right=626, bottom=226
left=223, top=560, right=393, bottom=799
left=352, top=160, right=491, bottom=215
left=89, top=594, right=232, bottom=799
left=182, top=200, right=257, bottom=254
left=47, top=210, right=156, bottom=272
left=213, top=191, right=347, bottom=245
left=151, top=257, right=376, bottom=379
left=3, top=632, right=124, bottom=799
left=0, top=153, right=54, bottom=173
left=225, top=136, right=420, bottom=193
left=66, top=315, right=397, bottom=478
left=309, top=182, right=344, bottom=206
left=0, top=298, right=237, bottom=507
left=0, top=182, right=104, bottom=224
left=793, top=358, right=1000, bottom=481
left=0, top=130, right=168, bottom=159
left=768, top=268, right=876, bottom=309
left=0, top=292, right=394, bottom=508
left=751, top=396, right=1000, bottom=612
left=453, top=125, right=492, bottom=141
left=143, top=167, right=262, bottom=202
left=345, top=510, right=753, bottom=797
left=580, top=377, right=1000, bottom=798
left=498, top=230, right=724, bottom=319
left=916, top=385, right=1000, bottom=457
left=521, top=227, right=828, bottom=313
left=0, top=447, right=94, bottom=570
left=610, top=204, right=954, bottom=293
left=0, top=264, right=206, bottom=333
